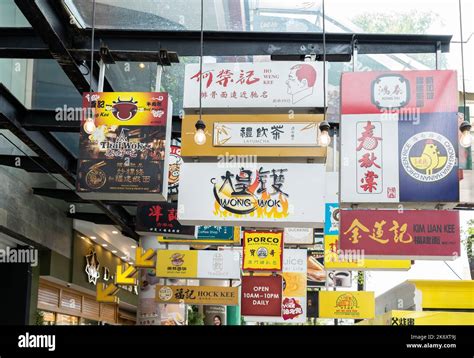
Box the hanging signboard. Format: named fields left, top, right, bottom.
left=241, top=275, right=283, bottom=317
left=136, top=202, right=195, bottom=238
left=178, top=162, right=326, bottom=228
left=77, top=92, right=171, bottom=201
left=244, top=249, right=307, bottom=323
left=156, top=250, right=240, bottom=279
left=339, top=210, right=460, bottom=260
left=242, top=230, right=284, bottom=271
left=213, top=122, right=319, bottom=147
left=319, top=291, right=375, bottom=319
left=155, top=285, right=238, bottom=306
left=181, top=114, right=326, bottom=160
left=340, top=70, right=459, bottom=204
left=283, top=228, right=314, bottom=245
left=157, top=226, right=240, bottom=245
left=324, top=203, right=340, bottom=235
left=168, top=142, right=182, bottom=197
left=307, top=249, right=351, bottom=288
left=184, top=61, right=326, bottom=109
left=324, top=235, right=411, bottom=271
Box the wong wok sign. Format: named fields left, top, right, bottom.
left=339, top=210, right=460, bottom=260
left=178, top=162, right=325, bottom=228
left=184, top=62, right=326, bottom=109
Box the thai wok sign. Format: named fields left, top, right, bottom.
left=340, top=70, right=459, bottom=204
left=178, top=162, right=325, bottom=228
left=183, top=61, right=326, bottom=109
left=339, top=210, right=460, bottom=260
left=77, top=92, right=172, bottom=201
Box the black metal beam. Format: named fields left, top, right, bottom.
left=0, top=155, right=60, bottom=174
left=1, top=27, right=452, bottom=61
left=13, top=0, right=113, bottom=93
left=0, top=28, right=51, bottom=59
left=0, top=83, right=77, bottom=183
left=66, top=212, right=116, bottom=226
left=70, top=30, right=452, bottom=60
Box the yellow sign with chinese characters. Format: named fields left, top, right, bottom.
left=324, top=235, right=411, bottom=270
left=181, top=114, right=327, bottom=160
left=319, top=291, right=375, bottom=319
left=243, top=231, right=284, bottom=271
left=155, top=285, right=238, bottom=305
left=156, top=250, right=198, bottom=278
left=360, top=310, right=474, bottom=326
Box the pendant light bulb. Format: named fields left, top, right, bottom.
left=194, top=119, right=206, bottom=145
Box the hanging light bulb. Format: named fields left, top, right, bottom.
left=194, top=119, right=207, bottom=145
left=459, top=121, right=472, bottom=148
left=318, top=121, right=331, bottom=147
left=83, top=117, right=96, bottom=134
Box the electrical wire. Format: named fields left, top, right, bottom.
left=444, top=261, right=462, bottom=280
left=458, top=0, right=467, bottom=113
left=89, top=0, right=97, bottom=93
left=199, top=0, right=204, bottom=120
left=322, top=0, right=326, bottom=121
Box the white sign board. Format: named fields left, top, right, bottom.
left=245, top=249, right=307, bottom=323
left=184, top=62, right=326, bottom=109
left=213, top=122, right=319, bottom=147
left=283, top=228, right=314, bottom=245
left=197, top=250, right=241, bottom=280
left=340, top=113, right=400, bottom=203
left=178, top=162, right=325, bottom=228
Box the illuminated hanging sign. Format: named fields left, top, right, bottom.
left=76, top=92, right=172, bottom=201
left=184, top=61, right=326, bottom=109
left=319, top=291, right=375, bottom=319
left=178, top=162, right=326, bottom=228
left=168, top=143, right=182, bottom=197
left=155, top=285, right=238, bottom=306
left=242, top=230, right=284, bottom=271
left=340, top=70, right=459, bottom=204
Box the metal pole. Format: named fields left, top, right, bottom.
left=435, top=41, right=441, bottom=70
left=98, top=59, right=106, bottom=92
left=155, top=65, right=163, bottom=92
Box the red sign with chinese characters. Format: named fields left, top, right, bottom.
left=341, top=71, right=458, bottom=115
left=341, top=70, right=457, bottom=114
left=339, top=210, right=460, bottom=260
left=241, top=276, right=283, bottom=317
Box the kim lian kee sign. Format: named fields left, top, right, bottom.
left=213, top=122, right=319, bottom=146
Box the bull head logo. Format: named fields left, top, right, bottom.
left=112, top=97, right=138, bottom=121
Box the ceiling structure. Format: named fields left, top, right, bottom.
left=0, top=0, right=471, bottom=241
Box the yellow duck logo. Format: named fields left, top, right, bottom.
left=409, top=140, right=447, bottom=175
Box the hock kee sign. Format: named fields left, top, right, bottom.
left=339, top=210, right=460, bottom=260
left=213, top=122, right=319, bottom=147
left=183, top=62, right=326, bottom=109
left=178, top=162, right=325, bottom=228
left=77, top=92, right=172, bottom=201
left=340, top=70, right=459, bottom=204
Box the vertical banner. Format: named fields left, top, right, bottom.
left=324, top=203, right=340, bottom=235
left=340, top=70, right=459, bottom=204
left=242, top=230, right=284, bottom=271
left=241, top=276, right=283, bottom=317
left=77, top=92, right=172, bottom=201
left=168, top=141, right=182, bottom=196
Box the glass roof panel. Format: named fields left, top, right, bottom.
left=64, top=0, right=471, bottom=38
left=0, top=0, right=30, bottom=27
